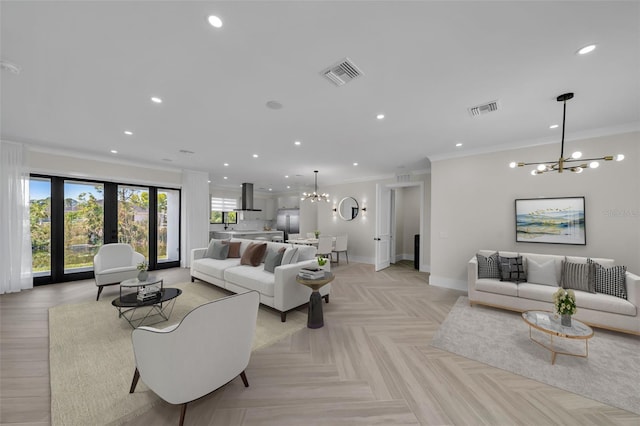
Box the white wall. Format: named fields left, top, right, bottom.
left=28, top=150, right=182, bottom=186
left=430, top=131, right=640, bottom=291
left=395, top=186, right=421, bottom=261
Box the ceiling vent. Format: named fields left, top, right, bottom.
left=468, top=100, right=499, bottom=117
left=321, top=57, right=363, bottom=87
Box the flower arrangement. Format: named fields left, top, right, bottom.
left=553, top=288, right=577, bottom=316
left=137, top=261, right=149, bottom=272
left=317, top=256, right=327, bottom=266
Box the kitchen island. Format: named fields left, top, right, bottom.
left=210, top=230, right=284, bottom=241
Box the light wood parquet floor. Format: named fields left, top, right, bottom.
left=1, top=261, right=638, bottom=425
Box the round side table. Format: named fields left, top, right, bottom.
left=296, top=271, right=334, bottom=329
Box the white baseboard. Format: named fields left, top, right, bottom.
left=428, top=275, right=467, bottom=292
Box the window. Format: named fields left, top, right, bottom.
left=210, top=197, right=237, bottom=224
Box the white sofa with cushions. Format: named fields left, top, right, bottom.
left=468, top=250, right=640, bottom=335
left=191, top=238, right=330, bottom=322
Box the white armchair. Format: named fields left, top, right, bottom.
left=129, top=291, right=260, bottom=426
left=93, top=243, right=145, bottom=300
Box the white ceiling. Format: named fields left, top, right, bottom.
left=2, top=1, right=639, bottom=193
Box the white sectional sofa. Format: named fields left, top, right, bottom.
left=468, top=250, right=639, bottom=335
left=191, top=238, right=330, bottom=322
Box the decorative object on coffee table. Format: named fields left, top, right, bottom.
left=553, top=287, right=576, bottom=327
left=137, top=260, right=149, bottom=281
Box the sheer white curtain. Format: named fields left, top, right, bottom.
left=180, top=170, right=210, bottom=268
left=0, top=141, right=33, bottom=293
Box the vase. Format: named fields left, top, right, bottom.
left=561, top=314, right=572, bottom=327
left=138, top=270, right=148, bottom=282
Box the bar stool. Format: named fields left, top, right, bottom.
left=271, top=236, right=283, bottom=242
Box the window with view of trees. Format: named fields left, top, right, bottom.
left=29, top=175, right=180, bottom=285
left=210, top=197, right=237, bottom=225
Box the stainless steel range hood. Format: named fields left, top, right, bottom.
left=235, top=183, right=262, bottom=211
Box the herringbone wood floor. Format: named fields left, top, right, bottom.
left=1, top=261, right=638, bottom=425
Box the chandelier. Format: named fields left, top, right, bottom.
left=510, top=92, right=624, bottom=175
left=301, top=170, right=330, bottom=203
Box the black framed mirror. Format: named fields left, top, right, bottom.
left=338, top=197, right=359, bottom=221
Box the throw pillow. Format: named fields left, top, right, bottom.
left=498, top=256, right=527, bottom=283
left=207, top=240, right=229, bottom=260
left=526, top=258, right=558, bottom=286
left=560, top=260, right=593, bottom=293
left=594, top=263, right=627, bottom=299
left=240, top=242, right=268, bottom=267
left=282, top=247, right=300, bottom=265
left=225, top=241, right=242, bottom=258
left=476, top=253, right=500, bottom=279
left=264, top=248, right=285, bottom=273
left=204, top=239, right=226, bottom=258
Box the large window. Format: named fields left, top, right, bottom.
left=210, top=197, right=237, bottom=225
left=29, top=175, right=180, bottom=285
left=30, top=178, right=51, bottom=276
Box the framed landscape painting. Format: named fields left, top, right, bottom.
left=515, top=197, right=586, bottom=245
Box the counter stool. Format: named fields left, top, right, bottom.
left=271, top=236, right=283, bottom=242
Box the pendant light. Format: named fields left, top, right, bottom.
left=301, top=171, right=330, bottom=203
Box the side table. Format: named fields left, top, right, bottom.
left=296, top=271, right=334, bottom=329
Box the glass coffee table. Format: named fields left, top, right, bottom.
left=522, top=310, right=594, bottom=364
left=113, top=278, right=181, bottom=328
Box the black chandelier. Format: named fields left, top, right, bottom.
left=301, top=170, right=330, bottom=203
left=510, top=92, right=624, bottom=175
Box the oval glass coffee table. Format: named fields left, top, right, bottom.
left=296, top=271, right=334, bottom=329
left=522, top=311, right=594, bottom=364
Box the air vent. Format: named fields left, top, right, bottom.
left=321, top=57, right=363, bottom=86
left=468, top=100, right=499, bottom=117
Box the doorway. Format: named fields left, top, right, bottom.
left=374, top=181, right=424, bottom=272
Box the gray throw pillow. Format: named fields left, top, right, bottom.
left=561, top=260, right=593, bottom=293
left=477, top=253, right=500, bottom=279
left=593, top=263, right=627, bottom=299
left=206, top=240, right=229, bottom=260
left=498, top=256, right=527, bottom=283
left=264, top=248, right=285, bottom=273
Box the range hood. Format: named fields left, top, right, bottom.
left=234, top=183, right=262, bottom=211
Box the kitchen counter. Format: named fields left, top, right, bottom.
left=211, top=230, right=284, bottom=240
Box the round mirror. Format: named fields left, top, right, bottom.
left=338, top=197, right=359, bottom=221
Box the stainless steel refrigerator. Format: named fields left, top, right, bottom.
left=276, top=209, right=300, bottom=240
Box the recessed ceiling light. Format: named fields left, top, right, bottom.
left=252, top=154, right=259, bottom=158
left=376, top=113, right=385, bottom=120
left=455, top=143, right=463, bottom=147
left=207, top=15, right=223, bottom=28
left=223, top=176, right=228, bottom=180
left=124, top=130, right=133, bottom=135
left=577, top=44, right=596, bottom=55
left=294, top=141, right=301, bottom=146
left=353, top=162, right=358, bottom=166
left=266, top=100, right=283, bottom=110
left=110, top=150, right=118, bottom=154
left=268, top=188, right=272, bottom=191
left=549, top=124, right=559, bottom=129
left=207, top=180, right=211, bottom=183
left=285, top=175, right=289, bottom=178
left=287, top=185, right=291, bottom=189
left=151, top=96, right=162, bottom=104
left=223, top=163, right=229, bottom=167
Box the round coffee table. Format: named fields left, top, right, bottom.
left=296, top=271, right=334, bottom=329
left=522, top=310, right=594, bottom=364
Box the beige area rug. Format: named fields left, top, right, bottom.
left=49, top=282, right=307, bottom=426
left=431, top=297, right=640, bottom=415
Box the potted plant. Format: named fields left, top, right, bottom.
left=553, top=288, right=577, bottom=327
left=137, top=261, right=149, bottom=282
left=317, top=256, right=327, bottom=269
left=314, top=230, right=320, bottom=239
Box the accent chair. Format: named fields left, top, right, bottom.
left=93, top=243, right=145, bottom=300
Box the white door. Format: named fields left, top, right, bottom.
left=375, top=184, right=392, bottom=271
